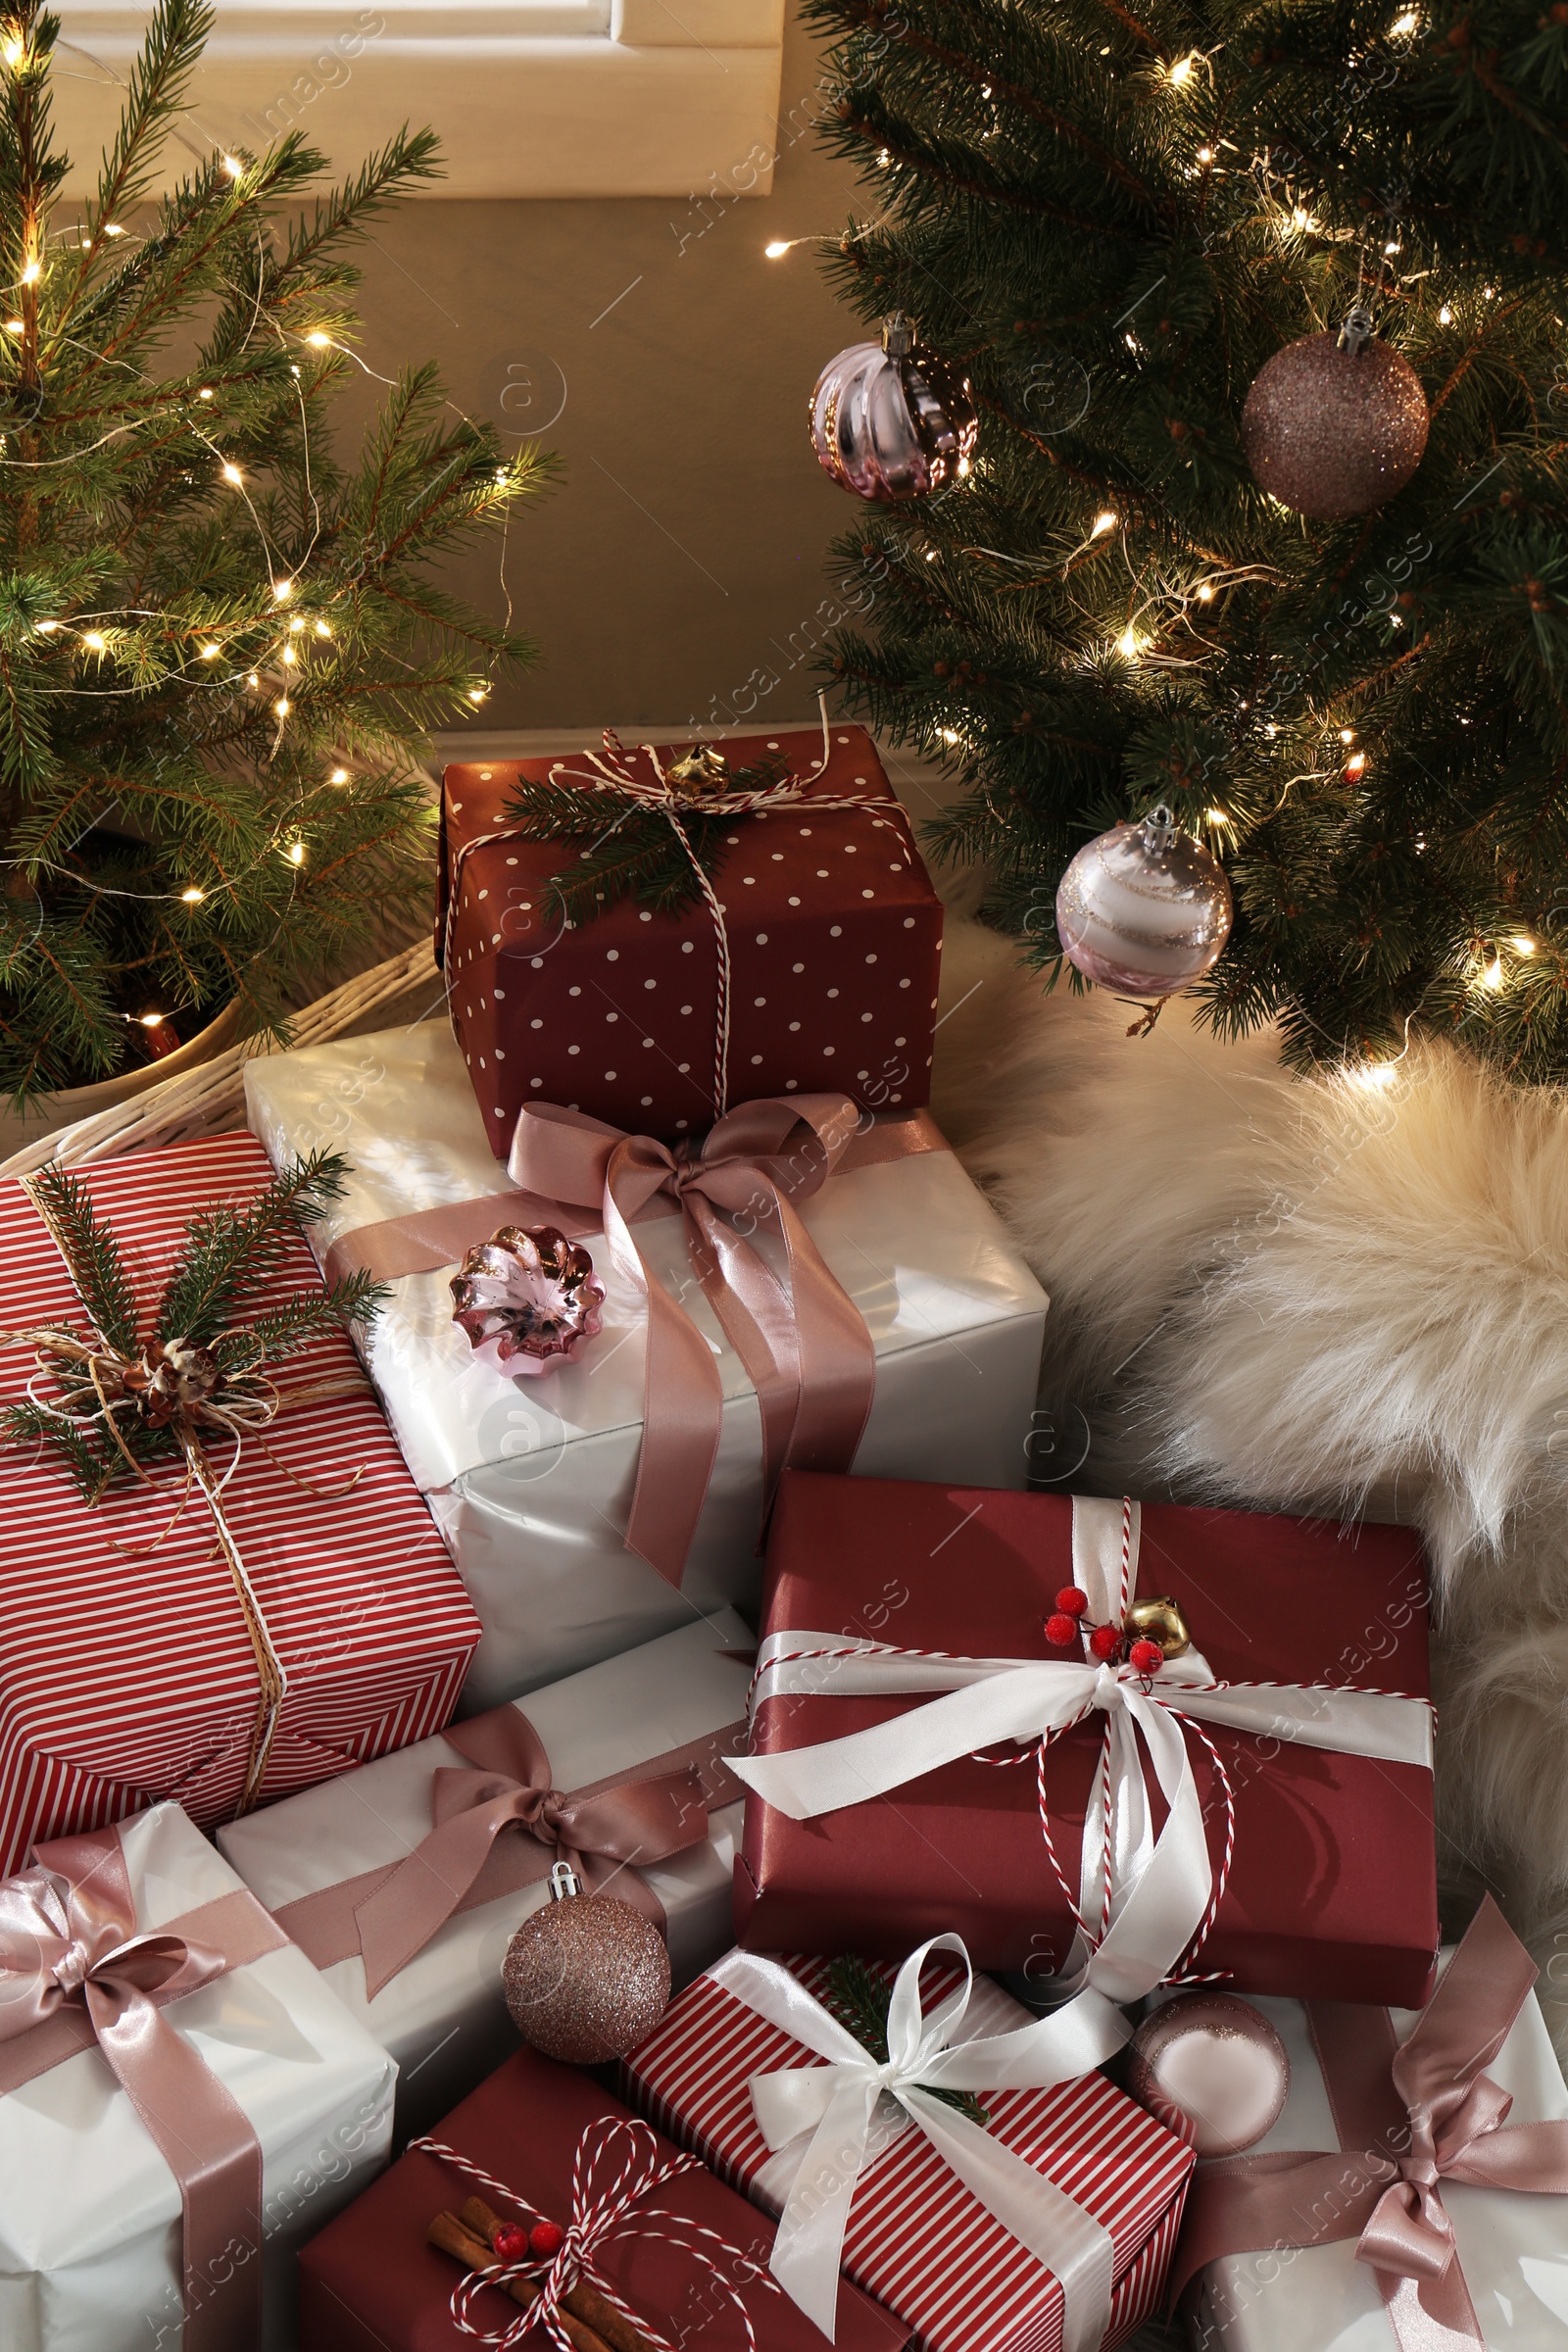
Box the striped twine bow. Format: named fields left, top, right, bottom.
left=412, top=2120, right=779, bottom=2352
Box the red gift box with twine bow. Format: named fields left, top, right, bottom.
left=297, top=2044, right=912, bottom=2352
left=0, top=1130, right=481, bottom=1874
left=438, top=720, right=944, bottom=1153
left=731, top=1473, right=1440, bottom=2006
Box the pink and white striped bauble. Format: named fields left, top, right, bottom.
left=1055, top=804, right=1232, bottom=999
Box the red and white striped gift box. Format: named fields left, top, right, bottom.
left=620, top=1953, right=1194, bottom=2352
left=0, top=1130, right=482, bottom=1875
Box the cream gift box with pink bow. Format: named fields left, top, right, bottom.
left=218, top=1612, right=755, bottom=2141
left=1169, top=1901, right=1568, bottom=2351
left=244, top=1017, right=1049, bottom=1709
left=0, top=1800, right=395, bottom=2352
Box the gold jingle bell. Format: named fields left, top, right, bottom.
left=665, top=743, right=730, bottom=795
left=1125, top=1595, right=1192, bottom=1660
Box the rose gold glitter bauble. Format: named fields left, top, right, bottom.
left=1127, top=1992, right=1290, bottom=2155
left=502, top=1892, right=671, bottom=2065
left=1242, top=331, right=1429, bottom=517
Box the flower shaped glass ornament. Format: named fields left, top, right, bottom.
left=450, top=1224, right=606, bottom=1378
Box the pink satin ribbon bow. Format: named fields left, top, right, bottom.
left=273, top=1704, right=745, bottom=1998
left=507, top=1093, right=878, bottom=1582
left=1170, top=1896, right=1568, bottom=2351
left=0, top=1826, right=283, bottom=2352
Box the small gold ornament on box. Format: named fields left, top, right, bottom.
left=663, top=743, right=731, bottom=796
left=1125, top=1594, right=1192, bottom=1660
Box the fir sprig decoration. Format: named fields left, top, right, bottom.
left=502, top=752, right=791, bottom=927
left=821, top=1954, right=990, bottom=2127
left=1, top=1148, right=387, bottom=1501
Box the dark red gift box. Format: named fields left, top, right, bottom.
left=439, top=723, right=943, bottom=1154
left=298, top=2045, right=910, bottom=2352
left=734, top=1473, right=1439, bottom=2006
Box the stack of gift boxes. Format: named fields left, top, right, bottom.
left=3, top=719, right=1565, bottom=2352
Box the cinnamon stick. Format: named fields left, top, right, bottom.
left=425, top=2211, right=615, bottom=2352
left=457, top=2197, right=659, bottom=2352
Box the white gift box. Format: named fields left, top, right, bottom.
left=1182, top=1958, right=1568, bottom=2350
left=244, top=1018, right=1049, bottom=1708
left=0, top=1801, right=394, bottom=2352
left=218, top=1611, right=754, bottom=2140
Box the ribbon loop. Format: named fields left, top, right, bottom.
left=707, top=1937, right=1130, bottom=2352
left=508, top=1094, right=877, bottom=1585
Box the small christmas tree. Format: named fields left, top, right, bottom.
left=806, top=0, right=1568, bottom=1079
left=0, top=0, right=549, bottom=1099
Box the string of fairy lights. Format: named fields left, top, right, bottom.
left=0, top=47, right=524, bottom=1051
left=760, top=5, right=1544, bottom=1046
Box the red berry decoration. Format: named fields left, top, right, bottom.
left=492, top=2223, right=529, bottom=2262
left=1054, top=1586, right=1090, bottom=1618
left=1045, top=1612, right=1080, bottom=1647
left=529, top=2221, right=566, bottom=2261
left=1129, top=1639, right=1165, bottom=1677
left=1088, top=1624, right=1123, bottom=1663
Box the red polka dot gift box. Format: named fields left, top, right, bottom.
left=438, top=722, right=943, bottom=1152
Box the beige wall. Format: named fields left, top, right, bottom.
left=332, top=8, right=870, bottom=736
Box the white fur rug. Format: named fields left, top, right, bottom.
left=928, top=915, right=1568, bottom=2051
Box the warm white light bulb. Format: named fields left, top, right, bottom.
left=4, top=320, right=23, bottom=334
left=282, top=646, right=298, bottom=665
left=763, top=239, right=791, bottom=259
left=273, top=577, right=293, bottom=602
left=20, top=260, right=39, bottom=284
left=246, top=671, right=260, bottom=688
left=330, top=766, right=350, bottom=784
left=1439, top=306, right=1452, bottom=325
left=198, top=386, right=214, bottom=400
left=1340, top=727, right=1354, bottom=743
left=1196, top=582, right=1214, bottom=601
left=181, top=886, right=205, bottom=904
left=287, top=615, right=304, bottom=633
left=1392, top=9, right=1418, bottom=29
left=1292, top=207, right=1313, bottom=231
left=221, top=155, right=243, bottom=178
left=315, top=618, right=331, bottom=638
left=938, top=728, right=961, bottom=745
left=1348, top=1060, right=1397, bottom=1090
left=1169, top=54, right=1196, bottom=83
left=1482, top=956, right=1503, bottom=990
left=103, top=222, right=124, bottom=238
left=1205, top=807, right=1230, bottom=825
left=82, top=630, right=106, bottom=651
left=468, top=686, right=488, bottom=703
left=1091, top=511, right=1118, bottom=537
left=221, top=463, right=242, bottom=485
left=288, top=840, right=306, bottom=864
left=200, top=642, right=220, bottom=659
left=1513, top=935, right=1537, bottom=955
left=1118, top=625, right=1141, bottom=658
left=3, top=40, right=23, bottom=66
left=274, top=697, right=290, bottom=716
left=306, top=330, right=330, bottom=347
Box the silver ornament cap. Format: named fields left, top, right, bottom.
left=1055, top=805, right=1233, bottom=998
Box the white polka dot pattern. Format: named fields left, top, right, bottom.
left=439, top=724, right=944, bottom=1151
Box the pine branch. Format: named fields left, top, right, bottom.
left=155, top=1147, right=353, bottom=1343
left=502, top=756, right=790, bottom=923
left=24, top=1161, right=139, bottom=1351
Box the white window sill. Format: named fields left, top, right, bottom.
left=55, top=0, right=787, bottom=198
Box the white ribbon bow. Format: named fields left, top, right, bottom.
left=732, top=1497, right=1434, bottom=2003
left=708, top=1936, right=1131, bottom=2352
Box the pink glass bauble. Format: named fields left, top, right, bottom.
left=810, top=312, right=977, bottom=502
left=450, top=1222, right=605, bottom=1378
left=1055, top=805, right=1233, bottom=998
left=1127, top=1993, right=1290, bottom=2155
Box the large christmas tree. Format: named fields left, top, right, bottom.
left=0, top=0, right=547, bottom=1101
left=807, top=0, right=1568, bottom=1077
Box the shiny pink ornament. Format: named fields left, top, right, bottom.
left=450, top=1222, right=605, bottom=1378
left=810, top=312, right=977, bottom=502
left=1055, top=804, right=1233, bottom=999
left=1126, top=1992, right=1290, bottom=2156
